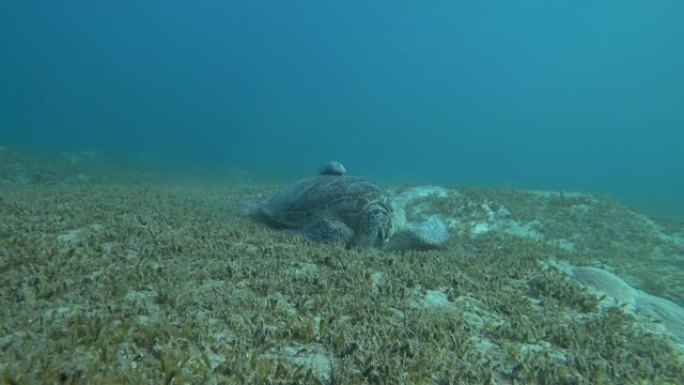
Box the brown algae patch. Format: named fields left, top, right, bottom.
left=1, top=183, right=684, bottom=384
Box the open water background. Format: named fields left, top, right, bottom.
left=1, top=1, right=682, bottom=216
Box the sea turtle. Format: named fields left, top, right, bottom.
left=246, top=162, right=449, bottom=250
left=254, top=171, right=393, bottom=248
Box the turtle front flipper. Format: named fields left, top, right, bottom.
left=299, top=218, right=354, bottom=245
left=357, top=202, right=393, bottom=249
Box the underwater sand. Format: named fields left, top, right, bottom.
left=2, top=154, right=684, bottom=384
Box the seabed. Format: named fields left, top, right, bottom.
left=2, top=148, right=684, bottom=384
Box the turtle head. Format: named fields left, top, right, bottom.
left=357, top=200, right=393, bottom=249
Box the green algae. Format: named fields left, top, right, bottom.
left=1, top=183, right=684, bottom=384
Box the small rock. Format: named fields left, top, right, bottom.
left=319, top=161, right=347, bottom=176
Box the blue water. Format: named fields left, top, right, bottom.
left=1, top=1, right=683, bottom=216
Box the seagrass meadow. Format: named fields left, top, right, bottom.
left=3, top=1, right=684, bottom=383
left=2, top=155, right=684, bottom=384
